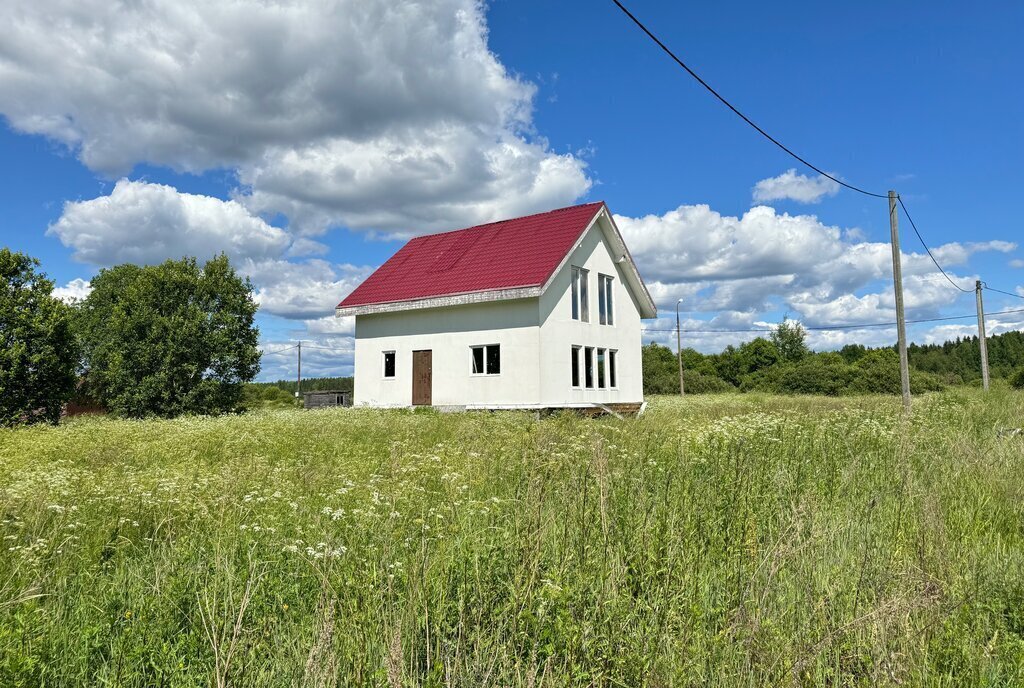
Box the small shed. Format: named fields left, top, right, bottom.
left=302, top=390, right=352, bottom=409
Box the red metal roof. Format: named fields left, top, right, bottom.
left=338, top=202, right=605, bottom=309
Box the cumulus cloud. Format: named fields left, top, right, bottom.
left=51, top=278, right=92, bottom=303
left=45, top=178, right=374, bottom=327
left=1009, top=259, right=1024, bottom=269
left=617, top=204, right=1008, bottom=325
left=246, top=260, right=373, bottom=320
left=752, top=169, right=840, bottom=204
left=1, top=0, right=590, bottom=235
left=49, top=179, right=290, bottom=265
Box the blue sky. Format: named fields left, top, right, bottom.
left=1, top=0, right=1022, bottom=380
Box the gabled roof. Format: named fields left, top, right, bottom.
left=336, top=202, right=656, bottom=318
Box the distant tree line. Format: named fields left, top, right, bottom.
left=644, top=320, right=1024, bottom=396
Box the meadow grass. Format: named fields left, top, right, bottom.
left=0, top=390, right=1023, bottom=686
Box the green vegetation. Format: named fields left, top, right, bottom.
left=76, top=255, right=260, bottom=418
left=643, top=324, right=1024, bottom=395
left=241, top=378, right=354, bottom=410
left=0, top=249, right=79, bottom=426
left=2, top=391, right=1023, bottom=685
left=255, top=376, right=354, bottom=396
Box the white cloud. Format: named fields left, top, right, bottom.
left=246, top=260, right=372, bottom=320
left=51, top=278, right=92, bottom=303
left=617, top=204, right=1010, bottom=329
left=241, top=130, right=590, bottom=236
left=49, top=179, right=290, bottom=265
left=46, top=178, right=373, bottom=323
left=1, top=0, right=590, bottom=235
left=1010, top=259, right=1024, bottom=269
left=752, top=169, right=840, bottom=204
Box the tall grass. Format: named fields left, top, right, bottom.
left=0, top=390, right=1022, bottom=686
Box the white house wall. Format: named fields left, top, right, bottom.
left=537, top=217, right=645, bottom=406
left=353, top=299, right=541, bottom=407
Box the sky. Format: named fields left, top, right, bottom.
left=1, top=0, right=1023, bottom=381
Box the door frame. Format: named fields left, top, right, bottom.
left=412, top=349, right=432, bottom=406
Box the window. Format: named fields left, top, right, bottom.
left=571, top=346, right=581, bottom=387
left=597, top=348, right=606, bottom=389
left=382, top=351, right=396, bottom=378
left=609, top=350, right=617, bottom=388
left=598, top=274, right=614, bottom=325
left=471, top=345, right=500, bottom=375
left=584, top=346, right=594, bottom=388
left=571, top=266, right=589, bottom=322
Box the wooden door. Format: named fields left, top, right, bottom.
left=412, top=350, right=432, bottom=406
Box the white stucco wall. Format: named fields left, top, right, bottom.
left=351, top=215, right=647, bottom=408
left=353, top=299, right=541, bottom=407
left=537, top=217, right=645, bottom=406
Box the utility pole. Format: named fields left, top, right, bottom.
left=975, top=280, right=990, bottom=391
left=296, top=341, right=302, bottom=398
left=676, top=298, right=685, bottom=397
left=889, top=191, right=911, bottom=412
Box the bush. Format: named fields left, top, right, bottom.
left=683, top=371, right=734, bottom=394
left=0, top=249, right=80, bottom=426
left=242, top=384, right=301, bottom=409
left=1012, top=368, right=1024, bottom=390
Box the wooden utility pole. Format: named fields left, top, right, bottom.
left=296, top=341, right=302, bottom=398
left=676, top=299, right=685, bottom=396
left=975, top=280, right=990, bottom=391
left=889, top=191, right=911, bottom=411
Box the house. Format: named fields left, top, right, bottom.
left=335, top=202, right=657, bottom=410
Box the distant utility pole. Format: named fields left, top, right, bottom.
left=676, top=298, right=685, bottom=397
left=296, top=341, right=302, bottom=398
left=889, top=191, right=911, bottom=412
left=975, top=280, right=990, bottom=391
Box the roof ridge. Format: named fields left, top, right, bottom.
left=407, top=201, right=605, bottom=242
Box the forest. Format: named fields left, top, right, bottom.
left=643, top=323, right=1024, bottom=395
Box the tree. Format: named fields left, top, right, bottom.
left=770, top=319, right=810, bottom=363
left=77, top=255, right=260, bottom=417
left=0, top=249, right=79, bottom=426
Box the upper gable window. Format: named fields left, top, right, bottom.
left=571, top=266, right=589, bottom=322
left=598, top=274, right=614, bottom=325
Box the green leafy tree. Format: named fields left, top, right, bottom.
left=770, top=319, right=810, bottom=363
left=77, top=255, right=260, bottom=417
left=0, top=249, right=79, bottom=426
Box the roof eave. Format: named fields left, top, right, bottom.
left=335, top=285, right=544, bottom=317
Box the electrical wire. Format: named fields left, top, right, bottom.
left=609, top=0, right=887, bottom=199
left=642, top=306, right=1024, bottom=335
left=983, top=284, right=1024, bottom=300
left=896, top=196, right=971, bottom=293
left=260, top=345, right=298, bottom=357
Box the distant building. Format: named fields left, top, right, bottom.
left=302, top=390, right=352, bottom=409
left=335, top=202, right=657, bottom=410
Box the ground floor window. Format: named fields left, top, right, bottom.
left=383, top=350, right=396, bottom=378
left=571, top=346, right=618, bottom=390
left=471, top=344, right=500, bottom=375
left=571, top=346, right=581, bottom=387
left=584, top=346, right=594, bottom=388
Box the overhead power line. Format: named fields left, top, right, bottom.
left=642, top=306, right=1024, bottom=335
left=896, top=196, right=971, bottom=293
left=609, top=0, right=887, bottom=199
left=260, top=345, right=298, bottom=357
left=983, top=284, right=1024, bottom=301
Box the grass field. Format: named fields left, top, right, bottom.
left=1, top=391, right=1023, bottom=686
